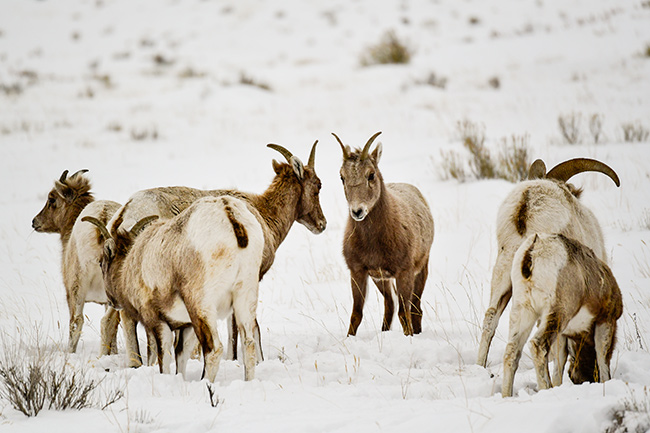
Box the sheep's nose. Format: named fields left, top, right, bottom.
left=31, top=218, right=39, bottom=229
left=351, top=208, right=366, bottom=221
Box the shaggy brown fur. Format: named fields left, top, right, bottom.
left=337, top=133, right=434, bottom=336
left=32, top=170, right=95, bottom=243
left=32, top=170, right=121, bottom=355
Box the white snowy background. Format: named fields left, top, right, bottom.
left=1, top=0, right=650, bottom=432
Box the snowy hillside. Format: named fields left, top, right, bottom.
left=1, top=0, right=650, bottom=432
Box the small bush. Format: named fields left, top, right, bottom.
left=239, top=72, right=271, bottom=91
left=361, top=30, right=412, bottom=66
left=589, top=113, right=604, bottom=144
left=487, top=76, right=500, bottom=89
left=497, top=135, right=531, bottom=182
left=178, top=67, right=207, bottom=79
left=0, top=83, right=22, bottom=96
left=153, top=54, right=174, bottom=67
left=605, top=386, right=650, bottom=433
left=440, top=120, right=531, bottom=182
left=621, top=121, right=650, bottom=142
left=131, top=125, right=158, bottom=141
left=558, top=112, right=582, bottom=144
left=415, top=72, right=447, bottom=89
left=439, top=150, right=467, bottom=181
left=0, top=338, right=122, bottom=417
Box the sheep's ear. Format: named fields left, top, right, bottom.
left=104, top=238, right=117, bottom=261
left=290, top=156, right=304, bottom=180
left=371, top=142, right=382, bottom=164
left=272, top=159, right=283, bottom=174
left=528, top=159, right=546, bottom=179
left=54, top=181, right=75, bottom=203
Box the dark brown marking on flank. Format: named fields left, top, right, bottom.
left=521, top=234, right=537, bottom=279
left=515, top=189, right=529, bottom=236
left=222, top=198, right=248, bottom=248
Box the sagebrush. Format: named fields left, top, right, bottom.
left=0, top=338, right=123, bottom=417
left=440, top=120, right=531, bottom=182
left=360, top=30, right=412, bottom=66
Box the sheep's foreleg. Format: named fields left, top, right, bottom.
left=371, top=277, right=395, bottom=332
left=347, top=270, right=369, bottom=336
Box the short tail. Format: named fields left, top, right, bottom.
left=221, top=198, right=248, bottom=248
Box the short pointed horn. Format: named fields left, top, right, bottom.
left=307, top=140, right=318, bottom=169
left=130, top=215, right=159, bottom=238
left=546, top=158, right=620, bottom=187
left=59, top=170, right=69, bottom=183
left=81, top=216, right=112, bottom=241
left=527, top=159, right=547, bottom=180
left=70, top=169, right=89, bottom=179
left=267, top=144, right=294, bottom=164
left=360, top=131, right=382, bottom=160
left=331, top=133, right=350, bottom=159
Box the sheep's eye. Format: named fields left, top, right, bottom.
left=48, top=197, right=56, bottom=206
left=368, top=172, right=375, bottom=181
left=340, top=176, right=345, bottom=184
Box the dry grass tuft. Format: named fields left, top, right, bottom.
left=361, top=30, right=412, bottom=66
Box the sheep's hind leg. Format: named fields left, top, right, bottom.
left=478, top=250, right=514, bottom=367
left=411, top=259, right=429, bottom=335
left=175, top=325, right=198, bottom=379
left=99, top=306, right=120, bottom=356
left=395, top=272, right=415, bottom=336
left=594, top=322, right=616, bottom=382
left=529, top=313, right=560, bottom=391
left=67, top=292, right=85, bottom=353
left=502, top=300, right=537, bottom=398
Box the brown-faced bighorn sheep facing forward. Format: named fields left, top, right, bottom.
left=32, top=170, right=121, bottom=355
left=85, top=195, right=264, bottom=382
left=105, top=142, right=326, bottom=367
left=477, top=158, right=620, bottom=368
left=502, top=233, right=623, bottom=397
left=334, top=132, right=434, bottom=336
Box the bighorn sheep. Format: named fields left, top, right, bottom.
left=32, top=170, right=121, bottom=354
left=477, top=158, right=620, bottom=368
left=105, top=142, right=326, bottom=366
left=501, top=233, right=623, bottom=397
left=334, top=132, right=434, bottom=336
left=84, top=195, right=264, bottom=381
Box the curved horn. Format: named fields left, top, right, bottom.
left=130, top=215, right=159, bottom=238
left=307, top=140, right=318, bottom=169
left=331, top=133, right=350, bottom=159
left=70, top=169, right=89, bottom=179
left=81, top=216, right=112, bottom=241
left=527, top=159, right=547, bottom=180
left=360, top=131, right=382, bottom=160
left=59, top=170, right=69, bottom=183
left=266, top=144, right=294, bottom=164
left=546, top=158, right=620, bottom=187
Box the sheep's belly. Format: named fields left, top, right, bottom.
left=562, top=306, right=595, bottom=337
left=368, top=269, right=395, bottom=280
left=164, top=298, right=192, bottom=326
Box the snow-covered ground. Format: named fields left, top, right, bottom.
left=1, top=0, right=650, bottom=431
